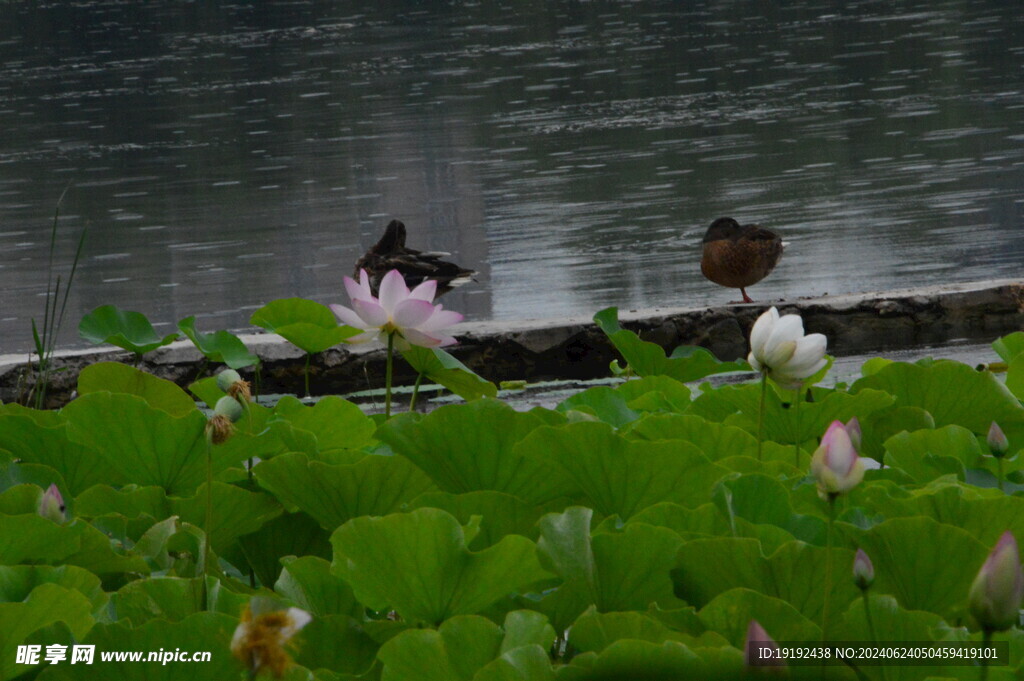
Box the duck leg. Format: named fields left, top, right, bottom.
left=740, top=288, right=754, bottom=304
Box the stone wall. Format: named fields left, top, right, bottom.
left=2, top=279, right=1022, bottom=407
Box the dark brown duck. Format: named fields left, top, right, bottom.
left=700, top=217, right=784, bottom=303
left=354, top=219, right=476, bottom=299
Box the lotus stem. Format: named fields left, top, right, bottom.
left=385, top=332, right=395, bottom=418
left=794, top=385, right=802, bottom=468
left=980, top=628, right=992, bottom=681
left=409, top=371, right=425, bottom=412
left=861, top=589, right=884, bottom=681
left=757, top=371, right=767, bottom=462
left=204, top=431, right=214, bottom=609
left=821, top=494, right=837, bottom=642
left=997, top=458, right=1004, bottom=493
left=303, top=353, right=311, bottom=398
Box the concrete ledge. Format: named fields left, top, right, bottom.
left=3, top=279, right=1022, bottom=407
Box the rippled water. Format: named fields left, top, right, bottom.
left=1, top=0, right=1022, bottom=354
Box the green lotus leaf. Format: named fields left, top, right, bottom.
left=291, top=613, right=379, bottom=677
left=0, top=415, right=121, bottom=495
left=471, top=645, right=555, bottom=681
left=238, top=511, right=333, bottom=588
left=0, top=514, right=148, bottom=578
left=556, top=386, right=640, bottom=427
left=860, top=405, right=936, bottom=463
left=616, top=376, right=693, bottom=413
left=330, top=508, right=551, bottom=625
left=852, top=360, right=1024, bottom=433
left=555, top=639, right=721, bottom=681
left=673, top=537, right=858, bottom=625
left=697, top=587, right=821, bottom=648
left=1008, top=353, right=1024, bottom=403
left=177, top=315, right=260, bottom=369
left=377, top=611, right=554, bottom=681
left=35, top=612, right=240, bottom=681
left=62, top=392, right=240, bottom=496
left=249, top=297, right=360, bottom=353
left=884, top=425, right=983, bottom=483
left=73, top=484, right=169, bottom=541
left=0, top=402, right=65, bottom=426
left=409, top=490, right=551, bottom=550
left=832, top=594, right=958, bottom=681
left=533, top=507, right=684, bottom=631
left=133, top=516, right=206, bottom=578
left=568, top=607, right=715, bottom=654
left=77, top=361, right=196, bottom=417
left=172, top=482, right=284, bottom=553
left=690, top=383, right=895, bottom=446
left=0, top=584, right=96, bottom=681
left=518, top=421, right=729, bottom=519
left=401, top=345, right=498, bottom=401
left=627, top=502, right=797, bottom=554
left=993, top=331, right=1024, bottom=364
left=713, top=474, right=827, bottom=545
left=0, top=565, right=107, bottom=616
left=376, top=399, right=577, bottom=504
left=254, top=452, right=435, bottom=530
left=838, top=516, right=988, bottom=618
left=274, top=556, right=361, bottom=619
left=78, top=304, right=179, bottom=355
left=271, top=395, right=378, bottom=459
left=857, top=482, right=1024, bottom=550
left=111, top=576, right=204, bottom=626
left=594, top=307, right=749, bottom=382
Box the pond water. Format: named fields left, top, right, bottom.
left=2, top=0, right=1023, bottom=354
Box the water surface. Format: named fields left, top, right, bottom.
left=2, top=0, right=1022, bottom=354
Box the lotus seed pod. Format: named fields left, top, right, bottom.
left=217, top=369, right=243, bottom=393
left=214, top=395, right=244, bottom=423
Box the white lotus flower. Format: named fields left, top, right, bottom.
left=748, top=307, right=827, bottom=389
left=331, top=269, right=463, bottom=349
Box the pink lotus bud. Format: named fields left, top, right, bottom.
left=853, top=548, right=874, bottom=590
left=810, top=420, right=865, bottom=497
left=38, top=484, right=65, bottom=523
left=987, top=422, right=1009, bottom=458
left=744, top=619, right=785, bottom=668
left=968, top=531, right=1024, bottom=632
left=844, top=417, right=862, bottom=451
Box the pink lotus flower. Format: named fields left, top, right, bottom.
left=853, top=548, right=874, bottom=590
left=844, top=417, right=862, bottom=452
left=744, top=619, right=785, bottom=668
left=811, top=420, right=866, bottom=497
left=331, top=269, right=463, bottom=349
left=968, top=531, right=1024, bottom=632
left=38, top=483, right=65, bottom=524
left=987, top=421, right=1009, bottom=458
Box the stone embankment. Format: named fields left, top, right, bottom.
left=2, top=279, right=1022, bottom=407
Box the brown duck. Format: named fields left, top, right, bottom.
left=700, top=217, right=784, bottom=303
left=354, top=219, right=476, bottom=299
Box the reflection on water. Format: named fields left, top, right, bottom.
left=1, top=0, right=1022, bottom=353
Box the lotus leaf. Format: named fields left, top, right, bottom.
left=249, top=297, right=360, bottom=353
left=330, top=508, right=551, bottom=625
left=401, top=345, right=498, bottom=401
left=177, top=316, right=259, bottom=369
left=254, top=452, right=435, bottom=530
left=78, top=304, right=179, bottom=355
